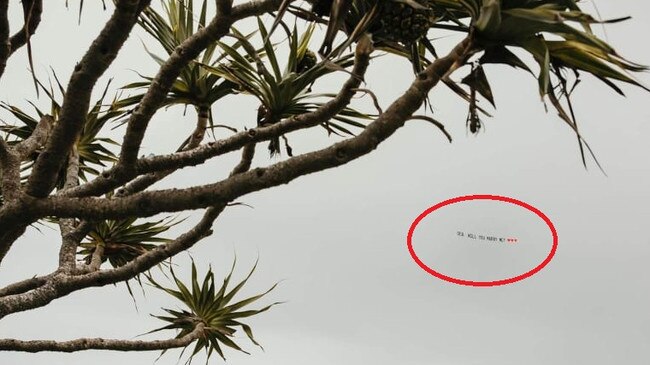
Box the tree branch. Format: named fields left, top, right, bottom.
left=63, top=35, right=371, bottom=199
left=116, top=106, right=214, bottom=197
left=8, top=0, right=43, bottom=56
left=58, top=144, right=81, bottom=271
left=0, top=205, right=224, bottom=318
left=0, top=323, right=204, bottom=353
left=216, top=0, right=233, bottom=15
left=0, top=138, right=19, bottom=202
left=230, top=142, right=256, bottom=176
left=0, top=31, right=472, bottom=319
left=0, top=35, right=473, bottom=225
left=87, top=239, right=105, bottom=272
left=25, top=0, right=150, bottom=198
left=0, top=274, right=51, bottom=297
left=13, top=115, right=54, bottom=161
left=118, top=0, right=289, bottom=166
left=0, top=0, right=150, bottom=266
left=0, top=0, right=10, bottom=77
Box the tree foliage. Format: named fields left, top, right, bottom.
left=0, top=0, right=645, bottom=362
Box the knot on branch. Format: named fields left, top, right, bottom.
left=335, top=147, right=348, bottom=161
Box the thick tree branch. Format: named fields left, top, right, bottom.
left=0, top=27, right=471, bottom=320
left=58, top=145, right=81, bottom=271
left=0, top=274, right=51, bottom=297
left=26, top=0, right=150, bottom=198
left=8, top=0, right=43, bottom=56
left=87, top=240, right=105, bottom=272
left=13, top=115, right=54, bottom=161
left=216, top=0, right=233, bottom=15
left=0, top=138, right=19, bottom=202
left=0, top=0, right=10, bottom=77
left=0, top=224, right=26, bottom=262
left=0, top=323, right=204, bottom=352
left=0, top=33, right=471, bottom=322
left=0, top=117, right=52, bottom=255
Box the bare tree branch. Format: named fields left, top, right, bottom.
left=230, top=143, right=256, bottom=176
left=216, top=0, right=233, bottom=15
left=116, top=106, right=215, bottom=197
left=0, top=138, right=19, bottom=202
left=8, top=0, right=43, bottom=56
left=0, top=0, right=10, bottom=77
left=0, top=274, right=51, bottom=298
left=58, top=145, right=81, bottom=271
left=87, top=239, right=105, bottom=272
left=13, top=115, right=54, bottom=161
left=26, top=0, right=151, bottom=198
left=0, top=323, right=204, bottom=353
left=0, top=116, right=52, bottom=255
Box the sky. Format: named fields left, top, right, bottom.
left=1, top=1, right=650, bottom=365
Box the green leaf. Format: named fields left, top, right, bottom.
left=148, top=259, right=279, bottom=363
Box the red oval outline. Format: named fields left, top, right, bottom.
left=406, top=195, right=558, bottom=287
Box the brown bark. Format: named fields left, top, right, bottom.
left=0, top=323, right=204, bottom=352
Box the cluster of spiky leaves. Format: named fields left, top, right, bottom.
left=0, top=74, right=125, bottom=188
left=77, top=213, right=179, bottom=297
left=459, top=0, right=648, bottom=167
left=78, top=216, right=178, bottom=269
left=303, top=0, right=648, bottom=167
left=202, top=20, right=371, bottom=156
left=147, top=260, right=279, bottom=362
left=117, top=0, right=242, bottom=134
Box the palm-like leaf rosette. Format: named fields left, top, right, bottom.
left=0, top=74, right=126, bottom=188
left=147, top=260, right=280, bottom=362
left=78, top=216, right=179, bottom=269
left=77, top=213, right=180, bottom=297
left=116, top=0, right=244, bottom=144
left=202, top=20, right=372, bottom=156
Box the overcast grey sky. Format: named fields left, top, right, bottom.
left=1, top=1, right=650, bottom=364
